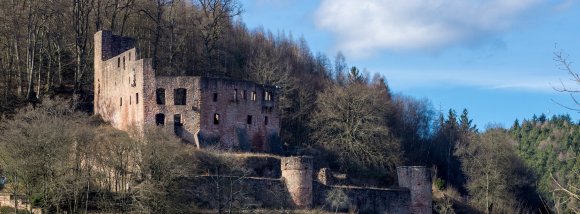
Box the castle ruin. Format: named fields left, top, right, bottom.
left=93, top=31, right=433, bottom=213
left=94, top=30, right=280, bottom=151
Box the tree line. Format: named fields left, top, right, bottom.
left=0, top=0, right=578, bottom=213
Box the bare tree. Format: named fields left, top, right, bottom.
left=195, top=0, right=242, bottom=75
left=71, top=0, right=94, bottom=96
left=553, top=49, right=580, bottom=112
left=456, top=128, right=534, bottom=213
left=310, top=82, right=401, bottom=171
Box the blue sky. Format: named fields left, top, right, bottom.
left=240, top=0, right=580, bottom=128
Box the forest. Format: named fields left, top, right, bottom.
left=0, top=0, right=578, bottom=213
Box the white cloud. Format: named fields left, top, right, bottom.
left=315, top=0, right=543, bottom=58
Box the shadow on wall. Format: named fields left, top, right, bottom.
left=267, top=132, right=282, bottom=154
left=198, top=129, right=282, bottom=154
left=181, top=176, right=294, bottom=211
left=197, top=132, right=221, bottom=148
left=237, top=127, right=251, bottom=151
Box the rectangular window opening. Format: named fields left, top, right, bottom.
left=155, top=113, right=165, bottom=126
left=136, top=93, right=139, bottom=104
left=156, top=88, right=166, bottom=105
left=120, top=97, right=122, bottom=106
left=174, top=88, right=187, bottom=105
left=174, top=114, right=183, bottom=136
left=265, top=116, right=268, bottom=125
left=247, top=115, right=252, bottom=125
left=233, top=89, right=238, bottom=101
left=213, top=93, right=218, bottom=102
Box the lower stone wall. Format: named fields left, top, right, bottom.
left=184, top=176, right=293, bottom=211
left=181, top=175, right=412, bottom=213
left=179, top=156, right=428, bottom=213
left=313, top=182, right=411, bottom=214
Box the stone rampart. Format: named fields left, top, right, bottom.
left=313, top=183, right=411, bottom=214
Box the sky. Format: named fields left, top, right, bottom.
left=239, top=0, right=580, bottom=129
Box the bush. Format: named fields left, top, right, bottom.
left=434, top=178, right=445, bottom=190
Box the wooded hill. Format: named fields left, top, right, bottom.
left=0, top=0, right=578, bottom=213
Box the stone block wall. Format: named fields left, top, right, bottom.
left=94, top=30, right=281, bottom=152
left=397, top=166, right=433, bottom=214
left=197, top=77, right=280, bottom=152
left=281, top=156, right=313, bottom=208
left=94, top=31, right=145, bottom=132
left=186, top=176, right=293, bottom=210
left=313, top=184, right=411, bottom=214
left=281, top=157, right=432, bottom=213
left=149, top=76, right=201, bottom=144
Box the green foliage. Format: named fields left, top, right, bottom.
left=429, top=108, right=477, bottom=194
left=434, top=178, right=446, bottom=191
left=510, top=114, right=580, bottom=212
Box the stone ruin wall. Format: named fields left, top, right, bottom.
left=94, top=31, right=149, bottom=132
left=281, top=156, right=313, bottom=208
left=312, top=184, right=411, bottom=213
left=197, top=78, right=280, bottom=151
left=147, top=76, right=202, bottom=144
left=94, top=30, right=280, bottom=151
left=148, top=77, right=281, bottom=150
left=94, top=30, right=431, bottom=212
left=186, top=156, right=432, bottom=213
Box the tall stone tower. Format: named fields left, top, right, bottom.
left=93, top=30, right=111, bottom=112
left=281, top=156, right=313, bottom=208
left=397, top=166, right=432, bottom=214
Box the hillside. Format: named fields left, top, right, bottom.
left=0, top=1, right=579, bottom=213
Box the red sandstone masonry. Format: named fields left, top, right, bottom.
left=281, top=156, right=313, bottom=208
left=94, top=30, right=280, bottom=152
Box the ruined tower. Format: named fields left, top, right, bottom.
left=397, top=166, right=432, bottom=214
left=281, top=156, right=313, bottom=208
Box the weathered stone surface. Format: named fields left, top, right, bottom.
left=95, top=30, right=430, bottom=214
left=281, top=156, right=313, bottom=208
left=313, top=183, right=411, bottom=214
left=185, top=176, right=293, bottom=210
left=94, top=30, right=280, bottom=152
left=397, top=166, right=433, bottom=214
